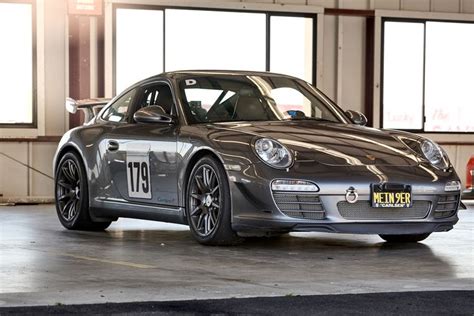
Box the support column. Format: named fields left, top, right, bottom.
left=364, top=16, right=374, bottom=126
left=68, top=15, right=90, bottom=127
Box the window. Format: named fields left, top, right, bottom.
left=165, top=9, right=266, bottom=72
left=425, top=22, right=474, bottom=132
left=382, top=22, right=424, bottom=130
left=270, top=16, right=314, bottom=82
left=136, top=84, right=175, bottom=115
left=113, top=6, right=317, bottom=95
left=268, top=81, right=337, bottom=121
left=180, top=77, right=274, bottom=123
left=102, top=89, right=136, bottom=123
left=115, top=8, right=163, bottom=93
left=382, top=19, right=474, bottom=132
left=271, top=88, right=311, bottom=115
left=184, top=89, right=235, bottom=112
left=178, top=75, right=344, bottom=124
left=0, top=2, right=34, bottom=126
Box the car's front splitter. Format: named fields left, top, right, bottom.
left=232, top=215, right=458, bottom=235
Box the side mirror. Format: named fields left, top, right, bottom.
left=134, top=106, right=175, bottom=124
left=345, top=110, right=368, bottom=126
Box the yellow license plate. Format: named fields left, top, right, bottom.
left=371, top=184, right=412, bottom=208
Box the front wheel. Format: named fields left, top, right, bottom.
left=186, top=156, right=240, bottom=245
left=55, top=152, right=111, bottom=231
left=379, top=233, right=431, bottom=243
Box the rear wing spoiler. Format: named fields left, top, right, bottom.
left=65, top=97, right=111, bottom=124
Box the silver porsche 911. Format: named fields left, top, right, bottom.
left=54, top=71, right=462, bottom=245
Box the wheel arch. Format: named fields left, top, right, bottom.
left=54, top=143, right=88, bottom=175
left=180, top=148, right=227, bottom=212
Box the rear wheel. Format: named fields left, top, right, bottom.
left=379, top=233, right=431, bottom=243
left=186, top=156, right=240, bottom=245
left=55, top=152, right=111, bottom=231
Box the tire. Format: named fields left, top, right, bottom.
left=55, top=151, right=111, bottom=231
left=379, top=233, right=431, bottom=243
left=186, top=156, right=241, bottom=245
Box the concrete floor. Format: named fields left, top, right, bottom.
left=0, top=203, right=473, bottom=307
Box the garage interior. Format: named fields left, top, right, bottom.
left=0, top=0, right=473, bottom=314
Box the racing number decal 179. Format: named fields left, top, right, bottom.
left=126, top=154, right=151, bottom=199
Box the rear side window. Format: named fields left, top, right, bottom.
left=102, top=89, right=136, bottom=122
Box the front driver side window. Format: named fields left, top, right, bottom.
left=136, top=84, right=175, bottom=115
left=102, top=89, right=136, bottom=123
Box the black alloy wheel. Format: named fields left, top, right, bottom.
left=189, top=164, right=221, bottom=237
left=56, top=157, right=81, bottom=222
left=186, top=156, right=240, bottom=245
left=55, top=152, right=111, bottom=231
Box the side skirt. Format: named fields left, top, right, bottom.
left=91, top=198, right=187, bottom=225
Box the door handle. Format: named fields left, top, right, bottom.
left=107, top=140, right=119, bottom=152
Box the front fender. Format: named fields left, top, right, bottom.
left=53, top=124, right=113, bottom=209
left=176, top=125, right=263, bottom=207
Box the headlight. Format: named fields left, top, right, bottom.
left=420, top=139, right=450, bottom=170
left=254, top=138, right=292, bottom=169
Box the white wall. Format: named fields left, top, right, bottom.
left=0, top=0, right=66, bottom=199
left=0, top=0, right=473, bottom=199
left=0, top=142, right=56, bottom=198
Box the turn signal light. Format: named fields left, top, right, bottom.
left=445, top=181, right=461, bottom=192
left=271, top=180, right=319, bottom=192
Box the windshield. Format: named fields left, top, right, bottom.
left=178, top=75, right=349, bottom=124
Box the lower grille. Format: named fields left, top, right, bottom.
left=337, top=201, right=431, bottom=220
left=434, top=194, right=459, bottom=219
left=273, top=192, right=325, bottom=220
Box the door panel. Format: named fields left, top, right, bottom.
left=105, top=124, right=178, bottom=206
left=100, top=81, right=180, bottom=208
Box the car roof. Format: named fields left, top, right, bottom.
left=140, top=70, right=299, bottom=82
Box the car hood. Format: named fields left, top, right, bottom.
left=211, top=121, right=420, bottom=167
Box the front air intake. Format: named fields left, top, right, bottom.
left=272, top=192, right=325, bottom=220
left=434, top=194, right=459, bottom=219
left=337, top=201, right=431, bottom=220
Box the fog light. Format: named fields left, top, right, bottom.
left=271, top=180, right=319, bottom=192
left=445, top=181, right=461, bottom=192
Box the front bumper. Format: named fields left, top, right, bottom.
left=227, top=163, right=461, bottom=235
